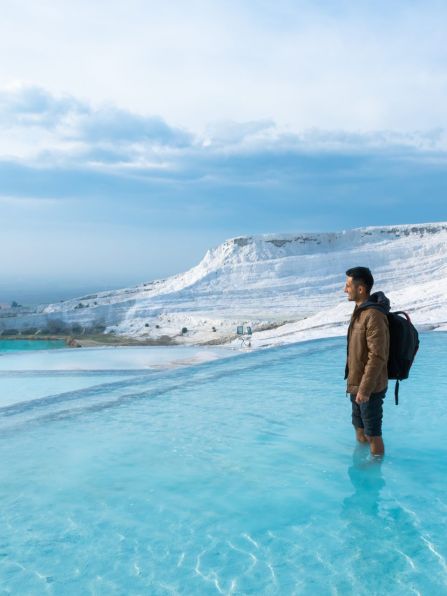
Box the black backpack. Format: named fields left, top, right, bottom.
left=386, top=311, right=420, bottom=404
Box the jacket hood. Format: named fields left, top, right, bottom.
left=358, top=291, right=391, bottom=314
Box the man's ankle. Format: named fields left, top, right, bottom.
left=369, top=436, right=385, bottom=456
left=355, top=429, right=368, bottom=443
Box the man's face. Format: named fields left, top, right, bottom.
left=344, top=276, right=361, bottom=301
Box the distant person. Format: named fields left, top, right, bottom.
left=344, top=267, right=390, bottom=456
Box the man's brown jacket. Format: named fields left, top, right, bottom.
left=346, top=302, right=390, bottom=396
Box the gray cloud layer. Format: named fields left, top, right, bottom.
left=0, top=85, right=191, bottom=148
left=1, top=85, right=446, bottom=231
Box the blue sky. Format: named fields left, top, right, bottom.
left=1, top=0, right=446, bottom=303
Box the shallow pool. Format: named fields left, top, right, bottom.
left=0, top=334, right=446, bottom=594
left=0, top=339, right=66, bottom=352
left=0, top=345, right=230, bottom=408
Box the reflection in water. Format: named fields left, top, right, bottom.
left=340, top=445, right=445, bottom=593
left=340, top=446, right=398, bottom=592
left=343, top=444, right=385, bottom=517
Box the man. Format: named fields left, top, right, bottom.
left=344, top=267, right=390, bottom=456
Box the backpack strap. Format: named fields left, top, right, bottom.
left=393, top=310, right=412, bottom=322
left=395, top=380, right=399, bottom=405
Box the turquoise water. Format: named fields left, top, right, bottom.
left=0, top=339, right=65, bottom=352
left=0, top=346, right=228, bottom=409
left=0, top=334, right=446, bottom=594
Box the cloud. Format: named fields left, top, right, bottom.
left=203, top=119, right=275, bottom=146
left=2, top=85, right=447, bottom=169
left=0, top=83, right=87, bottom=128
left=1, top=1, right=447, bottom=134
left=0, top=84, right=192, bottom=159
left=76, top=106, right=192, bottom=146
left=1, top=85, right=447, bottom=239
left=0, top=194, right=58, bottom=208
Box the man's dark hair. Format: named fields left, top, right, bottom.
left=346, top=266, right=374, bottom=293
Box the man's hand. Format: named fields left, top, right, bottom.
left=355, top=392, right=370, bottom=404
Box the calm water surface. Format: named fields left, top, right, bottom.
left=0, top=339, right=65, bottom=352
left=0, top=334, right=445, bottom=594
